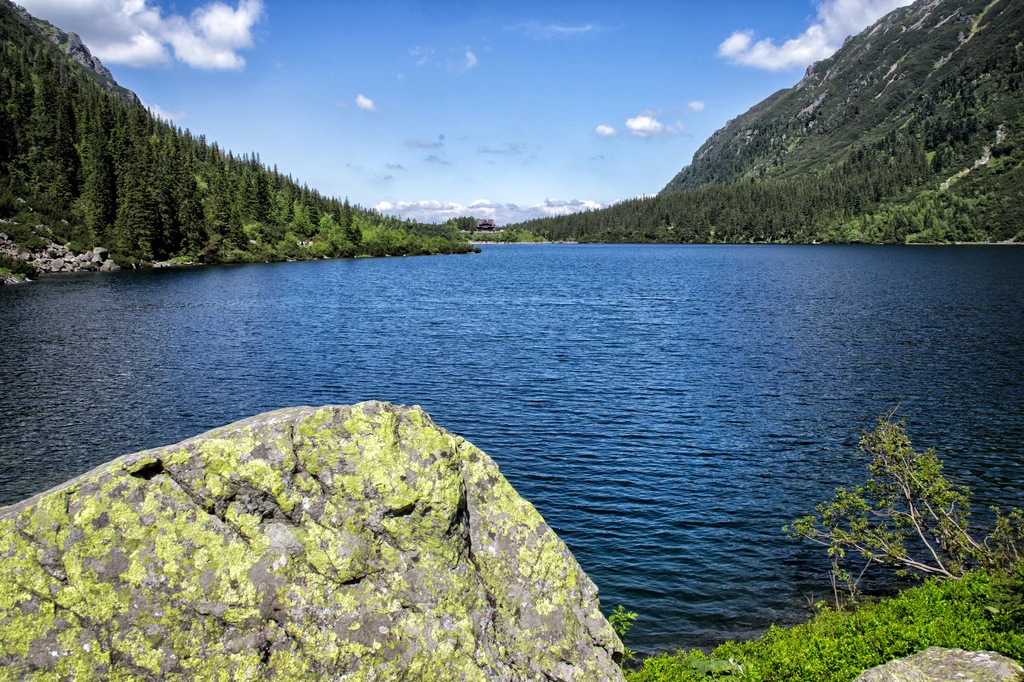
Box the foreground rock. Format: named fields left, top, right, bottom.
left=855, top=647, right=1023, bottom=682
left=0, top=402, right=623, bottom=680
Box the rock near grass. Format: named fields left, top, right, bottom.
left=0, top=402, right=624, bottom=681
left=855, top=647, right=1024, bottom=682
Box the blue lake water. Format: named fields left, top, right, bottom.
left=1, top=244, right=1023, bottom=651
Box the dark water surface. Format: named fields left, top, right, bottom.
left=1, top=244, right=1023, bottom=650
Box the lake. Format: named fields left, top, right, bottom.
left=1, top=244, right=1022, bottom=651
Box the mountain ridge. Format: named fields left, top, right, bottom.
left=662, top=0, right=1015, bottom=193
left=509, top=0, right=1022, bottom=244
left=3, top=0, right=138, bottom=104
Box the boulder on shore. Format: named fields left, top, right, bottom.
left=0, top=402, right=624, bottom=681
left=855, top=647, right=1023, bottom=682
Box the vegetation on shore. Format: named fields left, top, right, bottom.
left=622, top=415, right=1024, bottom=681
left=0, top=252, right=33, bottom=280
left=627, top=572, right=1023, bottom=682
left=0, top=0, right=475, bottom=269
left=469, top=229, right=547, bottom=243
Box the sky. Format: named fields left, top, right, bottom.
left=17, top=0, right=912, bottom=224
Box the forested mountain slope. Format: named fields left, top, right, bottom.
left=664, top=0, right=1017, bottom=192
left=513, top=0, right=1023, bottom=245
left=0, top=0, right=472, bottom=273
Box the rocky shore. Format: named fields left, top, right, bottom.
left=0, top=231, right=120, bottom=279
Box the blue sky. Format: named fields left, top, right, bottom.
left=19, top=0, right=910, bottom=223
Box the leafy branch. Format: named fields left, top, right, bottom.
left=786, top=411, right=1024, bottom=607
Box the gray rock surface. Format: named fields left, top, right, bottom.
left=0, top=402, right=624, bottom=681
left=855, top=647, right=1023, bottom=682
left=0, top=231, right=116, bottom=277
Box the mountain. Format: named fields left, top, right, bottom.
left=512, top=0, right=1023, bottom=245
left=5, top=0, right=138, bottom=105
left=0, top=0, right=473, bottom=274
left=664, top=0, right=1017, bottom=192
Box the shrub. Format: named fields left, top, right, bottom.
left=787, top=413, right=1024, bottom=604
left=628, top=572, right=1024, bottom=682
left=0, top=254, right=35, bottom=278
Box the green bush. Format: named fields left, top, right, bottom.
left=628, top=572, right=1024, bottom=682
left=0, top=254, right=36, bottom=278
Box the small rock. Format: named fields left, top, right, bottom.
left=99, top=260, right=120, bottom=272
left=855, top=647, right=1023, bottom=682
left=18, top=253, right=30, bottom=261
left=92, top=247, right=108, bottom=262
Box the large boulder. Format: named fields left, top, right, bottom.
left=855, top=647, right=1023, bottom=682
left=0, top=403, right=624, bottom=681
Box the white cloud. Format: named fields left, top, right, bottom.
left=594, top=124, right=617, bottom=137
left=146, top=102, right=186, bottom=122
left=477, top=143, right=527, bottom=156
left=510, top=22, right=603, bottom=39
left=356, top=94, right=376, bottom=111
left=626, top=115, right=684, bottom=138
left=18, top=0, right=263, bottom=70
left=410, top=45, right=477, bottom=72
left=375, top=198, right=611, bottom=225
left=406, top=139, right=443, bottom=149
left=424, top=154, right=453, bottom=166
left=718, top=0, right=911, bottom=71
left=683, top=101, right=706, bottom=114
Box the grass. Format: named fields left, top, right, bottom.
left=627, top=571, right=1024, bottom=682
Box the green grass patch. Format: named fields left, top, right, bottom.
left=627, top=572, right=1024, bottom=682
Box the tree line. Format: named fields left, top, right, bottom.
left=0, top=3, right=474, bottom=266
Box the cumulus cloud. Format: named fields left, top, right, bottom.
left=626, top=114, right=684, bottom=138
left=424, top=154, right=453, bottom=166
left=683, top=101, right=706, bottom=114
left=356, top=94, right=376, bottom=111
left=510, top=22, right=603, bottom=39
left=386, top=163, right=406, bottom=171
left=375, top=198, right=610, bottom=225
left=594, top=124, right=617, bottom=137
left=18, top=0, right=263, bottom=69
left=718, top=0, right=911, bottom=71
left=464, top=50, right=478, bottom=70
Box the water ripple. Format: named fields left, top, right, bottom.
left=1, top=245, right=1023, bottom=651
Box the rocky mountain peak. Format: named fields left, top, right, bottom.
left=4, top=0, right=138, bottom=104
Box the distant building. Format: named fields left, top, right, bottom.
left=476, top=219, right=497, bottom=232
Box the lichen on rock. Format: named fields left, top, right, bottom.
left=0, top=402, right=624, bottom=680
left=854, top=647, right=1024, bottom=682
